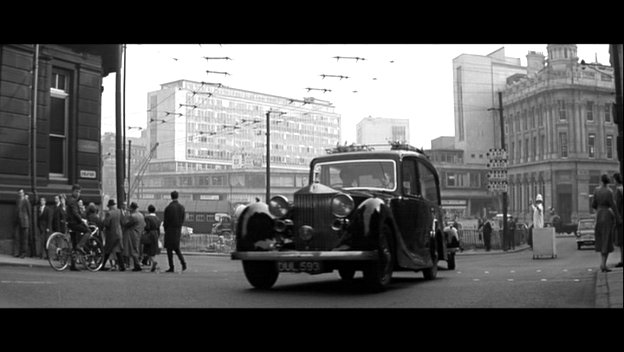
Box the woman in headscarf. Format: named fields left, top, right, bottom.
left=591, top=174, right=618, bottom=272
left=101, top=199, right=125, bottom=271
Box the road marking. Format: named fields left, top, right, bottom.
left=540, top=278, right=547, bottom=282
left=456, top=271, right=462, bottom=274
left=507, top=279, right=514, bottom=282
left=562, top=269, right=568, bottom=272
left=1, top=280, right=53, bottom=285
left=587, top=268, right=593, bottom=272
left=573, top=279, right=580, bottom=282
left=473, top=278, right=480, bottom=281
left=484, top=271, right=489, bottom=274
left=536, top=269, right=542, bottom=273
left=510, top=270, right=515, bottom=273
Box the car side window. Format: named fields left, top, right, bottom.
left=402, top=159, right=419, bottom=196
left=418, top=161, right=439, bottom=204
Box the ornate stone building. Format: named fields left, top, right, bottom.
left=503, top=44, right=618, bottom=224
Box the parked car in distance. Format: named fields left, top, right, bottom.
left=576, top=218, right=595, bottom=250
left=231, top=142, right=447, bottom=291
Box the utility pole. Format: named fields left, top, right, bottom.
left=498, top=92, right=509, bottom=251
left=127, top=139, right=132, bottom=205
left=488, top=92, right=509, bottom=250
left=30, top=44, right=39, bottom=201
left=115, top=44, right=125, bottom=208
left=266, top=110, right=271, bottom=203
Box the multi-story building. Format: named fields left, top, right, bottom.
left=426, top=137, right=493, bottom=220
left=453, top=47, right=527, bottom=165
left=503, top=44, right=618, bottom=224
left=0, top=44, right=119, bottom=254
left=356, top=116, right=409, bottom=149
left=146, top=80, right=341, bottom=175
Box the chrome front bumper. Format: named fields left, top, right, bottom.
left=231, top=250, right=378, bottom=261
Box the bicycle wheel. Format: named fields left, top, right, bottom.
left=47, top=232, right=71, bottom=271
left=81, top=236, right=104, bottom=272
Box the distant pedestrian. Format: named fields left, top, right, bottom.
left=13, top=189, right=30, bottom=258
left=101, top=199, right=125, bottom=271
left=530, top=194, right=544, bottom=229
left=163, top=190, right=187, bottom=273
left=37, top=196, right=52, bottom=259
left=508, top=217, right=516, bottom=250
left=143, top=204, right=162, bottom=272
left=592, top=174, right=617, bottom=272
left=613, top=173, right=623, bottom=268
left=121, top=202, right=145, bottom=272
left=479, top=218, right=492, bottom=251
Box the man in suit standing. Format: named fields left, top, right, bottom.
left=163, top=190, right=187, bottom=273
left=37, top=196, right=52, bottom=259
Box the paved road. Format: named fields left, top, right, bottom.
left=0, top=236, right=610, bottom=308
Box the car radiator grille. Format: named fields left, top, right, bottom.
left=293, top=193, right=340, bottom=251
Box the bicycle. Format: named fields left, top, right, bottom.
left=46, top=223, right=105, bottom=272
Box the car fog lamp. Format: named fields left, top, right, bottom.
left=269, top=195, right=290, bottom=218
left=331, top=193, right=354, bottom=218
left=298, top=225, right=314, bottom=241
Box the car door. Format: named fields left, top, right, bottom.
left=417, top=160, right=443, bottom=260
left=391, top=157, right=429, bottom=265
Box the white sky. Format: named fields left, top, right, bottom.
left=101, top=44, right=611, bottom=148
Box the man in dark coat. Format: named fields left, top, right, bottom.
left=37, top=196, right=52, bottom=259
left=163, top=190, right=187, bottom=272
left=66, top=184, right=91, bottom=271
left=13, top=189, right=30, bottom=258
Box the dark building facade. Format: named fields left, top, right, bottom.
left=0, top=44, right=119, bottom=254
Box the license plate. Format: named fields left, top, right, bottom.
left=278, top=261, right=322, bottom=273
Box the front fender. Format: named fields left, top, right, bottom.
left=348, top=198, right=397, bottom=250
left=236, top=202, right=275, bottom=251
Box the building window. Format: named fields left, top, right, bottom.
left=522, top=110, right=528, bottom=130
left=446, top=173, right=456, bottom=187
left=605, top=104, right=611, bottom=123
left=49, top=68, right=71, bottom=179
left=559, top=132, right=568, bottom=158
left=540, top=134, right=545, bottom=160
left=586, top=101, right=594, bottom=122
left=588, top=134, right=596, bottom=158
left=524, top=138, right=529, bottom=162
left=558, top=100, right=566, bottom=120
left=532, top=136, right=536, bottom=161
left=518, top=140, right=522, bottom=163
left=606, top=135, right=613, bottom=159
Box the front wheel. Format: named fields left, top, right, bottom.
left=47, top=232, right=71, bottom=271
left=242, top=261, right=279, bottom=289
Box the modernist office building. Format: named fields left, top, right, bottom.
left=356, top=116, right=410, bottom=149
left=453, top=48, right=527, bottom=165
left=503, top=44, right=618, bottom=224
left=141, top=80, right=341, bottom=204
left=146, top=80, right=340, bottom=174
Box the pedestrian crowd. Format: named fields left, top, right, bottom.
left=12, top=184, right=188, bottom=273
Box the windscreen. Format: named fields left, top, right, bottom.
left=313, top=160, right=396, bottom=191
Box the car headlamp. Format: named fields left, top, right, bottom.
left=269, top=195, right=290, bottom=218
left=331, top=193, right=354, bottom=218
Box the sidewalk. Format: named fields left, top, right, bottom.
left=0, top=250, right=620, bottom=308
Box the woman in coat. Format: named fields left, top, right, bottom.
left=121, top=202, right=145, bottom=272
left=591, top=174, right=619, bottom=272
left=101, top=199, right=125, bottom=271
left=143, top=204, right=162, bottom=272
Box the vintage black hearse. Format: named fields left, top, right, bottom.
left=231, top=143, right=449, bottom=291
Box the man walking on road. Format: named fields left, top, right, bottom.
left=163, top=190, right=187, bottom=273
